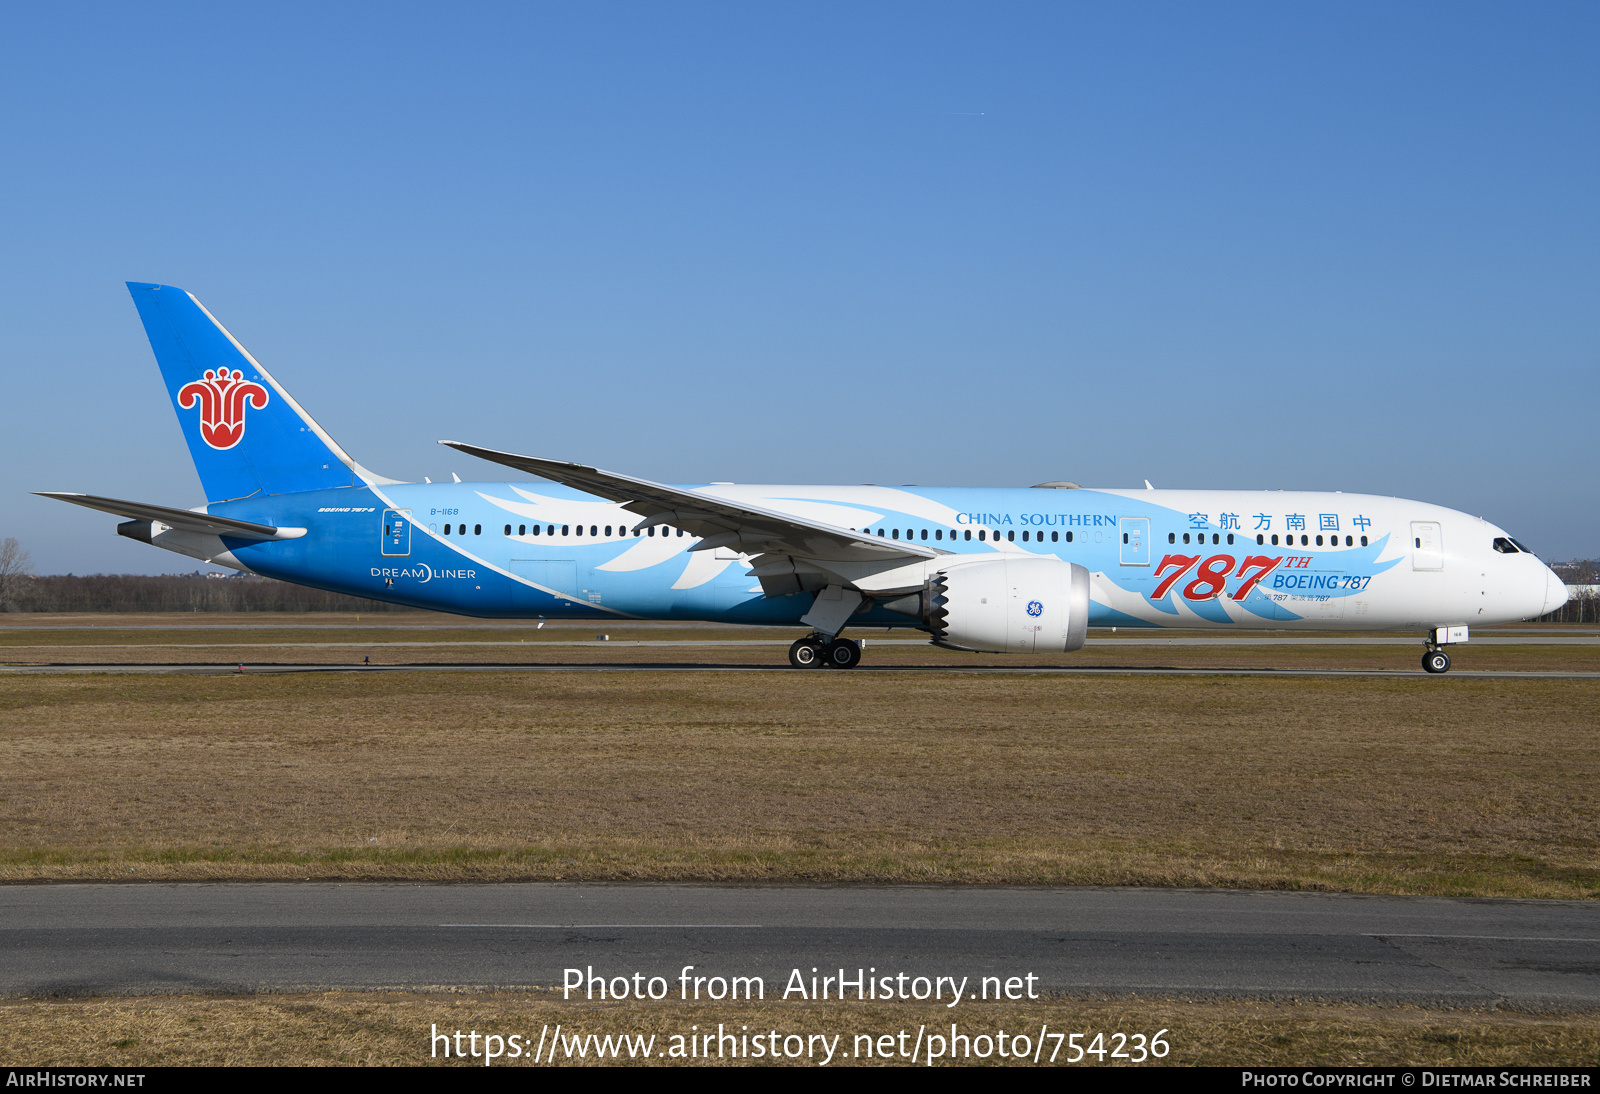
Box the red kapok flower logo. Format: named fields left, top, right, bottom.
left=177, top=368, right=269, bottom=450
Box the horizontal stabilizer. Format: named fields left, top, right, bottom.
left=34, top=492, right=305, bottom=540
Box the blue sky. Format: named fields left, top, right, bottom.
left=2, top=2, right=1596, bottom=573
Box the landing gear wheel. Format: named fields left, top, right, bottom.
left=1423, top=649, right=1451, bottom=674
left=789, top=638, right=824, bottom=668
left=825, top=639, right=861, bottom=669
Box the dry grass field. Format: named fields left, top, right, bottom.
left=4, top=992, right=1598, bottom=1067
left=0, top=614, right=1596, bottom=671
left=3, top=618, right=1598, bottom=1068
left=1, top=618, right=1596, bottom=895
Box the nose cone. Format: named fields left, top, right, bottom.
left=1544, top=568, right=1570, bottom=615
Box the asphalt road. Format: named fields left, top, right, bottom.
left=4, top=884, right=1597, bottom=1007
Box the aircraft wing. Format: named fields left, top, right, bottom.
left=34, top=492, right=305, bottom=540
left=440, top=441, right=937, bottom=594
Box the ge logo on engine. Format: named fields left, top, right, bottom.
left=1026, top=600, right=1044, bottom=617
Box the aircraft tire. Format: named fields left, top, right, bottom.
left=789, top=638, right=824, bottom=668
left=1423, top=650, right=1451, bottom=674
left=825, top=639, right=861, bottom=669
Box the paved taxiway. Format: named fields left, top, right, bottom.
left=4, top=636, right=1598, bottom=649
left=4, top=885, right=1597, bottom=1007
left=5, top=663, right=1598, bottom=678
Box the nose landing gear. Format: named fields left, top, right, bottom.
left=788, top=634, right=862, bottom=669
left=1421, top=626, right=1467, bottom=673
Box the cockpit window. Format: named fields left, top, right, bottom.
left=1493, top=537, right=1519, bottom=554
left=1510, top=538, right=1535, bottom=555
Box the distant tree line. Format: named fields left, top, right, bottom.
left=1, top=571, right=415, bottom=614
left=1551, top=559, right=1599, bottom=585
left=1542, top=559, right=1599, bottom=623
left=1539, top=597, right=1599, bottom=624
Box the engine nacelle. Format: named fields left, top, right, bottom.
left=908, top=556, right=1090, bottom=653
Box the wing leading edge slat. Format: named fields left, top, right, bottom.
left=439, top=441, right=936, bottom=571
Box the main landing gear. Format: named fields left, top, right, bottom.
left=1422, top=646, right=1452, bottom=674
left=789, top=634, right=862, bottom=669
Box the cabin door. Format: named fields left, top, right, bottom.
left=1411, top=522, right=1444, bottom=571
left=1119, top=517, right=1150, bottom=565
left=381, top=510, right=411, bottom=557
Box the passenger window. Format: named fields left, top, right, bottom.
left=590, top=525, right=597, bottom=536
left=1271, top=534, right=1279, bottom=546
left=878, top=528, right=885, bottom=537
left=978, top=530, right=986, bottom=541
left=1122, top=532, right=1128, bottom=544
left=964, top=530, right=972, bottom=541
left=1168, top=532, right=1176, bottom=544
left=1182, top=533, right=1191, bottom=544
left=605, top=525, right=612, bottom=536
left=1052, top=531, right=1059, bottom=542
left=562, top=525, right=570, bottom=536
left=1065, top=531, right=1073, bottom=543
left=1316, top=535, right=1324, bottom=546
left=1007, top=530, right=1015, bottom=542
left=531, top=525, right=539, bottom=536
left=1213, top=534, right=1220, bottom=545
left=935, top=529, right=942, bottom=540
left=1301, top=535, right=1309, bottom=546
left=504, top=524, right=511, bottom=536
left=677, top=528, right=685, bottom=537
left=1256, top=534, right=1264, bottom=545
left=921, top=529, right=928, bottom=541
left=444, top=524, right=451, bottom=535
left=474, top=524, right=481, bottom=535
left=1226, top=534, right=1234, bottom=545
left=1360, top=536, right=1368, bottom=546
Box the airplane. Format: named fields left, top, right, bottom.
left=38, top=282, right=1569, bottom=674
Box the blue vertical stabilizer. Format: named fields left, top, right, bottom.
left=127, top=282, right=378, bottom=501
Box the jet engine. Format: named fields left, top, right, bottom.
left=882, top=556, right=1090, bottom=653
